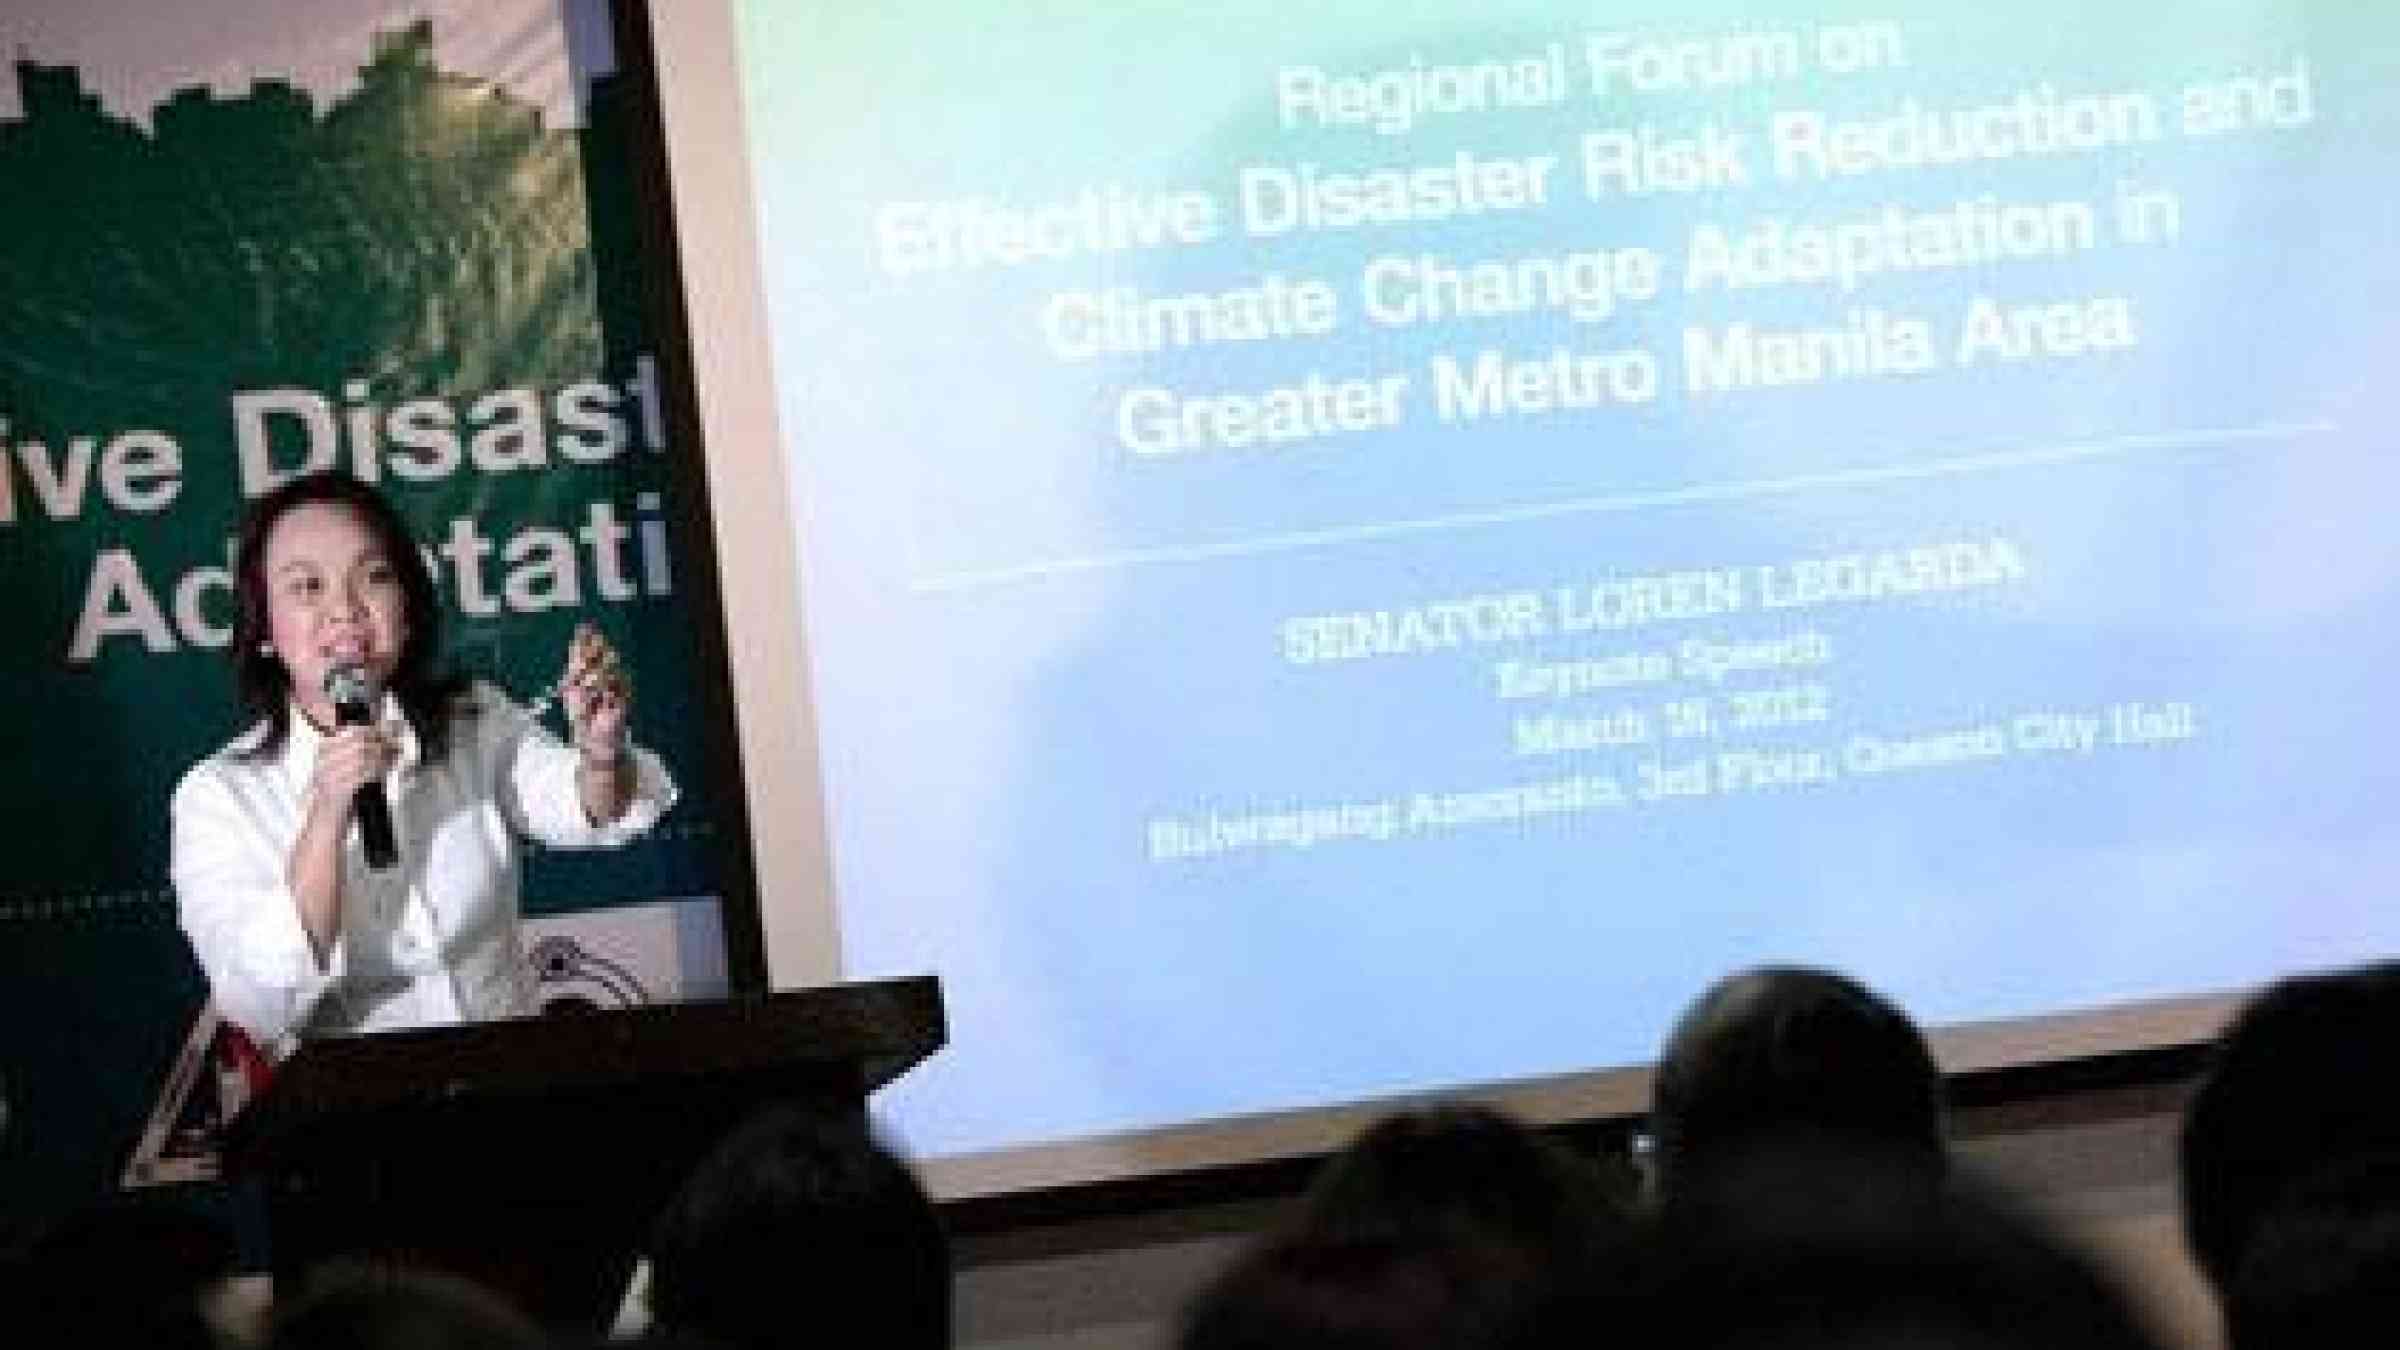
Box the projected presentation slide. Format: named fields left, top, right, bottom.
left=724, top=2, right=2400, bottom=1163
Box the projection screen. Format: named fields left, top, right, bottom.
left=645, top=0, right=2398, bottom=1196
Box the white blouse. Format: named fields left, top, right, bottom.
left=171, top=683, right=677, bottom=1059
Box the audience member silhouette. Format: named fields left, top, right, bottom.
left=1647, top=965, right=1947, bottom=1203
left=47, top=959, right=2400, bottom=1350
left=644, top=1104, right=948, bottom=1350
left=265, top=1259, right=551, bottom=1350
left=1180, top=1103, right=1626, bottom=1350
left=1181, top=1228, right=1538, bottom=1350
left=1528, top=1141, right=2167, bottom=1350
left=1289, top=1103, right=1630, bottom=1264
left=2180, top=960, right=2400, bottom=1297
left=0, top=1198, right=237, bottom=1350
left=2224, top=1149, right=2400, bottom=1350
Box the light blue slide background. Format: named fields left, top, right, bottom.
left=728, top=1, right=2400, bottom=1158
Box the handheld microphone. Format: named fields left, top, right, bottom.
left=323, top=665, right=398, bottom=871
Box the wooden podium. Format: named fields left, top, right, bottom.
left=223, top=976, right=945, bottom=1329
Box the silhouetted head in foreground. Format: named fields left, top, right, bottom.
left=1525, top=1143, right=2165, bottom=1350
left=2, top=1199, right=238, bottom=1350
left=2182, top=960, right=2400, bottom=1296
left=1293, top=1103, right=1630, bottom=1265
left=2225, top=1150, right=2400, bottom=1350
left=266, top=1260, right=548, bottom=1350
left=1181, top=1229, right=1540, bottom=1350
left=1183, top=1103, right=1629, bottom=1350
left=647, top=1105, right=948, bottom=1350
left=1649, top=966, right=1946, bottom=1202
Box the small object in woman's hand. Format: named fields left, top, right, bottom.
left=521, top=623, right=618, bottom=724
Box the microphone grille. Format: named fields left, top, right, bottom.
left=323, top=664, right=377, bottom=706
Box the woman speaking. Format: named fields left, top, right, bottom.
left=172, top=470, right=678, bottom=1059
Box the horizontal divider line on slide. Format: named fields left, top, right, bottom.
left=909, top=416, right=2335, bottom=595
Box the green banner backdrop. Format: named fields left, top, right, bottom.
left=0, top=4, right=724, bottom=1220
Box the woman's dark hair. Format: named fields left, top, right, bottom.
left=229, top=470, right=465, bottom=762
